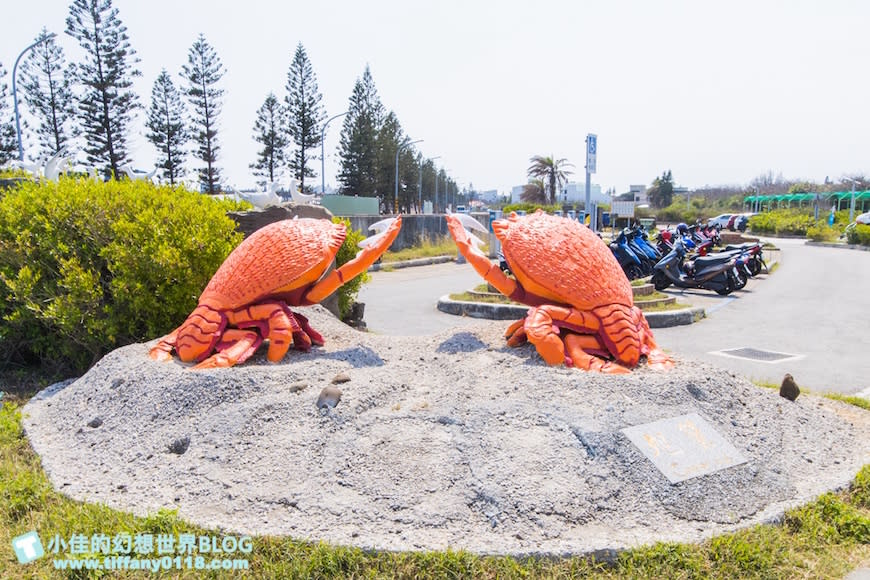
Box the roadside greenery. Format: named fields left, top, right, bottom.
left=332, top=217, right=370, bottom=320
left=502, top=202, right=563, bottom=214
left=846, top=223, right=870, bottom=246
left=0, top=177, right=245, bottom=373
left=381, top=236, right=458, bottom=263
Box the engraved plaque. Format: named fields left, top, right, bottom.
left=621, top=413, right=747, bottom=484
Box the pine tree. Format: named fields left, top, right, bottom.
left=250, top=93, right=289, bottom=188
left=338, top=65, right=384, bottom=197
left=375, top=110, right=405, bottom=212
left=65, top=0, right=141, bottom=179
left=19, top=29, right=75, bottom=159
left=146, top=69, right=187, bottom=186
left=284, top=43, right=325, bottom=193
left=0, top=63, right=18, bottom=164
left=181, top=34, right=225, bottom=194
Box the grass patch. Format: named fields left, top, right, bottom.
left=2, top=394, right=870, bottom=578
left=449, top=292, right=518, bottom=305
left=631, top=278, right=651, bottom=287
left=752, top=379, right=781, bottom=390
left=381, top=236, right=458, bottom=263
left=752, top=381, right=870, bottom=412
left=639, top=301, right=691, bottom=313
left=824, top=393, right=870, bottom=411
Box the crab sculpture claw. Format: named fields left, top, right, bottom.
left=149, top=216, right=402, bottom=369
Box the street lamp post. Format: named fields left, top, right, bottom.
left=394, top=138, right=422, bottom=214
left=13, top=32, right=57, bottom=161
left=418, top=154, right=440, bottom=213
left=434, top=169, right=439, bottom=213
left=320, top=111, right=348, bottom=195
left=420, top=155, right=441, bottom=212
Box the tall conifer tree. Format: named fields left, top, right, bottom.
left=20, top=29, right=75, bottom=158
left=250, top=93, right=289, bottom=187
left=284, top=43, right=325, bottom=193
left=65, top=0, right=140, bottom=179
left=181, top=34, right=225, bottom=194
left=0, top=64, right=17, bottom=164
left=337, top=65, right=384, bottom=197
left=146, top=69, right=187, bottom=186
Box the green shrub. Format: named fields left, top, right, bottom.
left=332, top=217, right=369, bottom=320
left=846, top=223, right=870, bottom=246
left=748, top=209, right=816, bottom=236
left=0, top=177, right=243, bottom=373
left=655, top=200, right=705, bottom=224
left=501, top=202, right=562, bottom=214
left=806, top=224, right=840, bottom=242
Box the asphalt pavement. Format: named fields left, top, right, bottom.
left=358, top=240, right=869, bottom=395
left=654, top=237, right=869, bottom=395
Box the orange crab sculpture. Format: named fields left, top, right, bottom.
left=150, top=216, right=402, bottom=369
left=447, top=210, right=673, bottom=373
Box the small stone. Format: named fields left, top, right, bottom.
left=168, top=436, right=190, bottom=455
left=317, top=386, right=342, bottom=410
left=111, top=378, right=125, bottom=389
left=331, top=372, right=351, bottom=384
left=779, top=373, right=800, bottom=401
left=87, top=417, right=103, bottom=428
left=287, top=381, right=309, bottom=393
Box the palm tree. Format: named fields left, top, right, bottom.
left=520, top=179, right=547, bottom=204
left=527, top=155, right=574, bottom=205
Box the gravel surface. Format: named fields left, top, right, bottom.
left=23, top=306, right=870, bottom=556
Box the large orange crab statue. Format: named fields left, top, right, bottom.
left=150, top=216, right=402, bottom=369
left=446, top=210, right=673, bottom=374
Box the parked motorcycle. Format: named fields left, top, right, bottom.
left=652, top=237, right=739, bottom=295
left=720, top=242, right=767, bottom=276
left=610, top=230, right=647, bottom=280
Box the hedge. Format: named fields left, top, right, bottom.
left=846, top=224, right=870, bottom=246
left=0, top=178, right=245, bottom=373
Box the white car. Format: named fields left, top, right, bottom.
left=708, top=214, right=734, bottom=228
left=856, top=211, right=870, bottom=225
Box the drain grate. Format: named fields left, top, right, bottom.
left=712, top=347, right=802, bottom=363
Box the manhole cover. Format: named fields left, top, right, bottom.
left=711, top=347, right=802, bottom=363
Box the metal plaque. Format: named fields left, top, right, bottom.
left=621, top=413, right=747, bottom=484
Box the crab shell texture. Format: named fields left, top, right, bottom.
left=495, top=211, right=633, bottom=310
left=199, top=217, right=345, bottom=311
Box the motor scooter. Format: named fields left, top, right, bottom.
left=652, top=238, right=738, bottom=295
left=610, top=230, right=646, bottom=280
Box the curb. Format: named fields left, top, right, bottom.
left=806, top=241, right=870, bottom=252
left=369, top=255, right=455, bottom=271
left=437, top=295, right=706, bottom=328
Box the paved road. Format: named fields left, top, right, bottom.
left=359, top=240, right=869, bottom=394
left=655, top=238, right=869, bottom=395
left=358, top=261, right=484, bottom=336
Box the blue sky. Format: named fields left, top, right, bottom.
left=2, top=0, right=868, bottom=195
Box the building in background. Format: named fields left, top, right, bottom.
left=478, top=189, right=499, bottom=204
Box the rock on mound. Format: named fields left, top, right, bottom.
left=23, top=306, right=870, bottom=556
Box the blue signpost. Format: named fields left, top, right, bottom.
left=585, top=133, right=597, bottom=231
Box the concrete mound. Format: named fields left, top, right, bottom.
left=23, top=306, right=870, bottom=556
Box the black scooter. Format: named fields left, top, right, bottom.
left=652, top=238, right=738, bottom=295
